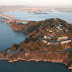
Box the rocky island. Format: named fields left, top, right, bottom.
left=0, top=18, right=72, bottom=70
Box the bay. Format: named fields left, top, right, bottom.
left=0, top=21, right=27, bottom=51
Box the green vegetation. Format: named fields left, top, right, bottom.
left=2, top=18, right=72, bottom=67
left=10, top=44, right=19, bottom=51
left=69, top=52, right=72, bottom=59
left=9, top=18, right=72, bottom=53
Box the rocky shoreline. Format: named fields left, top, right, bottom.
left=0, top=57, right=72, bottom=70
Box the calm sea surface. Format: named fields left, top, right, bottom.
left=2, top=10, right=72, bottom=24
left=0, top=21, right=27, bottom=51
left=0, top=60, right=71, bottom=72
left=0, top=10, right=72, bottom=72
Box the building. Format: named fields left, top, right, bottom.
left=44, top=35, right=52, bottom=39
left=57, top=36, right=68, bottom=41
left=41, top=38, right=48, bottom=43
left=66, top=30, right=68, bottom=32
left=49, top=30, right=53, bottom=32
left=59, top=28, right=62, bottom=30
left=47, top=29, right=52, bottom=32
left=24, top=51, right=28, bottom=54
left=47, top=41, right=60, bottom=45
left=59, top=24, right=62, bottom=27
left=47, top=29, right=49, bottom=31
left=61, top=39, right=71, bottom=44
left=56, top=26, right=60, bottom=29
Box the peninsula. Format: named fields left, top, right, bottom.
left=0, top=18, right=72, bottom=70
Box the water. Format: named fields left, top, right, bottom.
left=0, top=10, right=72, bottom=72
left=2, top=10, right=72, bottom=24
left=0, top=60, right=70, bottom=72
left=0, top=21, right=27, bottom=51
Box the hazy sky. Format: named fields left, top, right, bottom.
left=0, top=0, right=72, bottom=6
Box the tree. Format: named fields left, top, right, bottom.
left=58, top=43, right=63, bottom=51
left=11, top=44, right=18, bottom=51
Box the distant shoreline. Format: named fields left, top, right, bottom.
left=56, top=9, right=72, bottom=12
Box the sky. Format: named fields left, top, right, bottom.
left=0, top=0, right=72, bottom=7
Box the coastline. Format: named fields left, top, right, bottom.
left=0, top=19, right=72, bottom=70
left=9, top=58, right=63, bottom=63
left=0, top=57, right=63, bottom=63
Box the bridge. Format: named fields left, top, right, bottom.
left=0, top=14, right=29, bottom=24
left=0, top=14, right=15, bottom=19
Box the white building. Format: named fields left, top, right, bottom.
left=57, top=36, right=68, bottom=41
left=47, top=29, right=49, bottom=31
left=59, top=24, right=62, bottom=27
left=47, top=41, right=60, bottom=45
left=59, top=28, right=62, bottom=30
left=66, top=30, right=68, bottom=32
left=47, top=29, right=52, bottom=32
left=56, top=26, right=60, bottom=29
left=44, top=35, right=52, bottom=39
left=49, top=30, right=52, bottom=32
left=41, top=38, right=48, bottom=43
left=61, top=39, right=71, bottom=44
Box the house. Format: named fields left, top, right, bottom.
left=47, top=29, right=49, bottom=31
left=41, top=38, right=48, bottom=43
left=47, top=29, right=52, bottom=32
left=57, top=36, right=68, bottom=41
left=13, top=20, right=16, bottom=24
left=47, top=41, right=60, bottom=45
left=66, top=30, right=68, bottom=32
left=44, top=35, right=52, bottom=39
left=59, top=28, right=62, bottom=30
left=59, top=24, right=62, bottom=27
left=49, top=30, right=52, bottom=32
left=61, top=39, right=71, bottom=44
left=56, top=26, right=60, bottom=29
left=24, top=51, right=28, bottom=54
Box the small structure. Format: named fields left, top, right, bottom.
left=68, top=65, right=72, bottom=70
left=56, top=26, right=60, bottom=29
left=41, top=38, right=48, bottom=43
left=49, top=30, right=52, bottom=32
left=24, top=51, right=28, bottom=54
left=46, top=29, right=52, bottom=32
left=12, top=20, right=16, bottom=24
left=47, top=29, right=49, bottom=31
left=59, top=28, right=62, bottom=30
left=59, top=24, right=62, bottom=27
left=66, top=30, right=68, bottom=32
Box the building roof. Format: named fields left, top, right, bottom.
left=41, top=38, right=48, bottom=41
left=44, top=35, right=52, bottom=38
